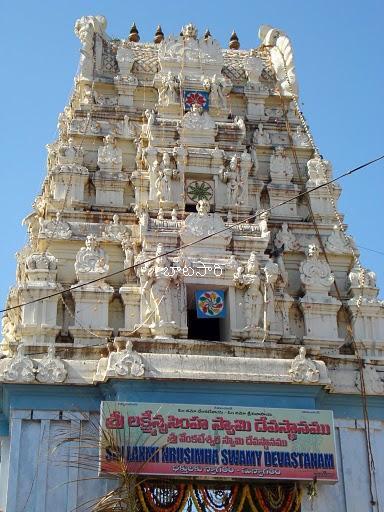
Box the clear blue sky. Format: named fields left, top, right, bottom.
left=0, top=0, right=383, bottom=308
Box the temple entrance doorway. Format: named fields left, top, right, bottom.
left=186, top=285, right=230, bottom=342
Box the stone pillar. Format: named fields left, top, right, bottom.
left=267, top=182, right=299, bottom=218
left=306, top=156, right=341, bottom=224
left=347, top=265, right=384, bottom=352
left=244, top=85, right=269, bottom=121
left=51, top=166, right=89, bottom=206
left=114, top=77, right=138, bottom=107
left=20, top=252, right=60, bottom=345
left=72, top=235, right=114, bottom=333
left=71, top=286, right=113, bottom=330
left=119, top=285, right=141, bottom=334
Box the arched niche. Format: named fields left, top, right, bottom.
left=55, top=291, right=75, bottom=343
left=108, top=293, right=125, bottom=336
left=289, top=302, right=305, bottom=340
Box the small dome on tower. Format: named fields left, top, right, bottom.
left=229, top=30, right=240, bottom=49
left=154, top=25, right=164, bottom=44
left=204, top=29, right=212, bottom=40
left=129, top=22, right=140, bottom=42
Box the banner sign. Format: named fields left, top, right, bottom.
left=100, top=402, right=338, bottom=482
left=195, top=290, right=226, bottom=318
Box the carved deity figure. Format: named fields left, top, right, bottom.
left=180, top=103, right=215, bottom=130
left=234, top=252, right=263, bottom=330
left=258, top=210, right=270, bottom=238
left=121, top=235, right=134, bottom=279
left=274, top=222, right=300, bottom=252
left=145, top=108, right=156, bottom=127
left=155, top=153, right=174, bottom=203
left=196, top=199, right=209, bottom=216
left=306, top=156, right=332, bottom=186
left=325, top=225, right=351, bottom=254
left=97, top=135, right=123, bottom=172
left=103, top=214, right=131, bottom=241
left=25, top=251, right=58, bottom=285
left=348, top=264, right=378, bottom=302
left=57, top=138, right=84, bottom=165
left=253, top=123, right=271, bottom=145
left=144, top=146, right=159, bottom=201
left=142, top=244, right=175, bottom=327
left=289, top=346, right=320, bottom=383
left=300, top=244, right=334, bottom=297
left=270, top=146, right=293, bottom=184
left=134, top=204, right=149, bottom=229
left=205, top=74, right=231, bottom=109
left=220, top=155, right=241, bottom=205
left=144, top=109, right=156, bottom=144
left=158, top=72, right=179, bottom=106
left=75, top=234, right=109, bottom=280
left=42, top=212, right=72, bottom=240
left=292, top=125, right=310, bottom=147
left=82, top=83, right=94, bottom=105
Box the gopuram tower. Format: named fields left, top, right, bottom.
left=0, top=17, right=383, bottom=512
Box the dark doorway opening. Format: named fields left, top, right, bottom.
left=187, top=308, right=221, bottom=341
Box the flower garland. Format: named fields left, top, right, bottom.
left=252, top=484, right=302, bottom=512
left=191, top=483, right=240, bottom=512
left=137, top=481, right=302, bottom=512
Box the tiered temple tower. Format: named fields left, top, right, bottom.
left=0, top=17, right=383, bottom=512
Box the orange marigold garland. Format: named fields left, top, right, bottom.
left=192, top=483, right=240, bottom=512
left=136, top=481, right=302, bottom=512
left=251, top=484, right=302, bottom=512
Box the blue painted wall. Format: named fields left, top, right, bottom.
left=1, top=380, right=384, bottom=435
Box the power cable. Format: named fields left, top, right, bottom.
left=1, top=153, right=383, bottom=315
left=357, top=245, right=384, bottom=257
left=268, top=41, right=381, bottom=510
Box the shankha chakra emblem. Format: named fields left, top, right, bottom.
left=186, top=181, right=213, bottom=202
left=195, top=290, right=226, bottom=318
left=183, top=90, right=209, bottom=111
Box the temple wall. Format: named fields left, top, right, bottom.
left=0, top=383, right=383, bottom=511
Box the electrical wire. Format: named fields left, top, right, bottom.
left=1, top=153, right=383, bottom=315
left=357, top=245, right=384, bottom=257
left=269, top=42, right=382, bottom=510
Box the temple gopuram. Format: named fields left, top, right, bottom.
left=0, top=16, right=383, bottom=512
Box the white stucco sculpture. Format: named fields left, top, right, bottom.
left=259, top=25, right=298, bottom=97
left=289, top=346, right=320, bottom=383
left=75, top=234, right=109, bottom=282
left=36, top=345, right=67, bottom=384
left=97, top=135, right=123, bottom=172
left=234, top=252, right=263, bottom=334
left=74, top=16, right=107, bottom=80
